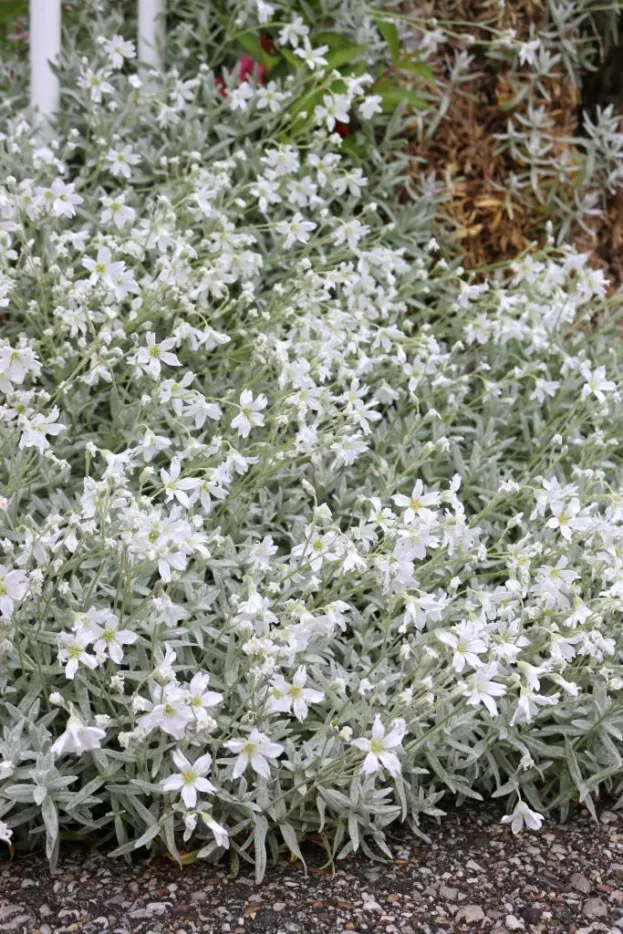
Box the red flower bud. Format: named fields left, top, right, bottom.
left=260, top=33, right=275, bottom=54
left=215, top=56, right=266, bottom=100
left=238, top=56, right=266, bottom=84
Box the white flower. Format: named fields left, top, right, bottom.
left=256, top=82, right=288, bottom=114
left=92, top=613, right=137, bottom=664
left=18, top=407, right=65, bottom=454
left=510, top=689, right=559, bottom=726
left=460, top=664, right=507, bottom=716
left=169, top=77, right=197, bottom=108
left=251, top=175, right=281, bottom=213
left=231, top=390, right=267, bottom=438
left=201, top=810, right=230, bottom=848
left=102, top=34, right=136, bottom=69
left=518, top=38, right=541, bottom=66
left=0, top=565, right=28, bottom=618
left=226, top=728, right=284, bottom=778
left=100, top=193, right=136, bottom=229
left=0, top=344, right=41, bottom=389
left=267, top=666, right=325, bottom=720
left=276, top=212, right=317, bottom=249
left=80, top=68, right=113, bottom=102
left=314, top=94, right=350, bottom=132
left=263, top=146, right=300, bottom=176
left=546, top=498, right=590, bottom=541
left=359, top=95, right=382, bottom=120
left=245, top=534, right=278, bottom=571
left=294, top=39, right=329, bottom=70
left=138, top=686, right=194, bottom=739
left=134, top=332, right=181, bottom=379
left=256, top=0, right=274, bottom=24
left=50, top=178, right=83, bottom=218
left=186, top=672, right=223, bottom=723
left=109, top=266, right=138, bottom=301
left=332, top=218, right=370, bottom=251
left=438, top=621, right=488, bottom=673
left=0, top=820, right=12, bottom=844
left=392, top=480, right=441, bottom=523
left=161, top=459, right=200, bottom=507
left=106, top=146, right=141, bottom=180
left=51, top=713, right=106, bottom=756
left=278, top=15, right=309, bottom=48
left=58, top=630, right=99, bottom=680
left=161, top=749, right=215, bottom=808
left=530, top=378, right=559, bottom=404
left=229, top=83, right=255, bottom=112
left=331, top=433, right=369, bottom=467
left=581, top=365, right=616, bottom=404
left=351, top=716, right=406, bottom=777
left=82, top=246, right=126, bottom=288
left=501, top=801, right=544, bottom=833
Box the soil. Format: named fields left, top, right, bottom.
left=1, top=804, right=623, bottom=933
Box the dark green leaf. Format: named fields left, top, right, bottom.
left=0, top=0, right=26, bottom=25
left=279, top=46, right=301, bottom=68
left=325, top=44, right=367, bottom=71
left=376, top=83, right=429, bottom=112
left=288, top=87, right=323, bottom=119
left=316, top=31, right=352, bottom=50
left=400, top=60, right=436, bottom=86
left=237, top=32, right=280, bottom=73
left=374, top=16, right=400, bottom=64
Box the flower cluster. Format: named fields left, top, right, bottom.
left=0, top=0, right=621, bottom=876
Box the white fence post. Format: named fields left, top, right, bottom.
left=29, top=0, right=62, bottom=118
left=138, top=0, right=166, bottom=73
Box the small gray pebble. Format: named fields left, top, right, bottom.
left=583, top=897, right=608, bottom=919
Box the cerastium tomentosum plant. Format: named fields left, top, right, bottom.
left=0, top=0, right=622, bottom=878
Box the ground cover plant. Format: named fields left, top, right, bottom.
left=0, top=0, right=623, bottom=879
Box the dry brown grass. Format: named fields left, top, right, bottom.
left=407, top=0, right=623, bottom=283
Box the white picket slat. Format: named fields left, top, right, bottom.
left=29, top=0, right=61, bottom=118
left=138, top=0, right=166, bottom=72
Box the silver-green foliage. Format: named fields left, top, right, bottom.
left=0, top=0, right=622, bottom=877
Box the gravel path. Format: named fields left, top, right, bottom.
left=1, top=805, right=622, bottom=934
